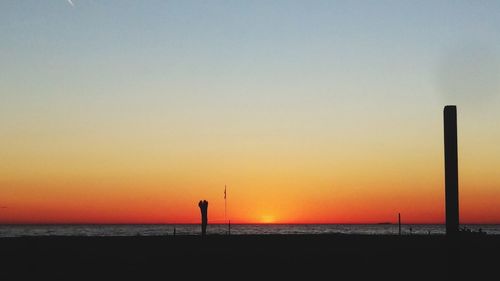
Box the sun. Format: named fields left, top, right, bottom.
left=260, top=215, right=276, bottom=224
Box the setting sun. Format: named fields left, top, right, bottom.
left=260, top=215, right=276, bottom=224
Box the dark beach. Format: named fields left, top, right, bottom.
left=1, top=234, right=498, bottom=280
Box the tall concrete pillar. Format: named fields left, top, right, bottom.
left=444, top=105, right=459, bottom=236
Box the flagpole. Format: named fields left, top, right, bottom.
left=225, top=184, right=230, bottom=235
left=224, top=185, right=227, bottom=223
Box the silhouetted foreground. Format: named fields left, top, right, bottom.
left=1, top=235, right=499, bottom=280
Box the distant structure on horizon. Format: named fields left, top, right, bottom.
left=444, top=105, right=459, bottom=236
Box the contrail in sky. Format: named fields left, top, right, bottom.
left=67, top=0, right=75, bottom=7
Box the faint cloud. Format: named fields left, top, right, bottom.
left=67, top=0, right=75, bottom=7
left=437, top=41, right=500, bottom=107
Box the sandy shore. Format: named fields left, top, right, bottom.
left=1, top=234, right=498, bottom=280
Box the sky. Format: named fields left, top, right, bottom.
left=1, top=0, right=500, bottom=224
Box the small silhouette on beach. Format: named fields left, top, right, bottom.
left=198, top=200, right=208, bottom=236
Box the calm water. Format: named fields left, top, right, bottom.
left=0, top=224, right=498, bottom=237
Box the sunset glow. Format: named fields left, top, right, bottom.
left=260, top=215, right=276, bottom=224
left=1, top=1, right=500, bottom=225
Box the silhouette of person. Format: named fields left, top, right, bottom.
left=198, top=200, right=209, bottom=236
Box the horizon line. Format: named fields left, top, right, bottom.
left=2, top=222, right=500, bottom=226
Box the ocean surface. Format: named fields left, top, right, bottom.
left=0, top=224, right=498, bottom=237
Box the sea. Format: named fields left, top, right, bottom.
left=0, top=224, right=498, bottom=237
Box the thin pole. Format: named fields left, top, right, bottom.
left=224, top=185, right=227, bottom=222
left=398, top=213, right=401, bottom=236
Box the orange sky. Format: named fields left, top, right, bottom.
left=1, top=112, right=500, bottom=224
left=1, top=1, right=500, bottom=224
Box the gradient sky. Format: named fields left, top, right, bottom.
left=1, top=0, right=500, bottom=224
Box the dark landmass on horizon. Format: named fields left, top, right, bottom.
left=1, top=234, right=498, bottom=280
